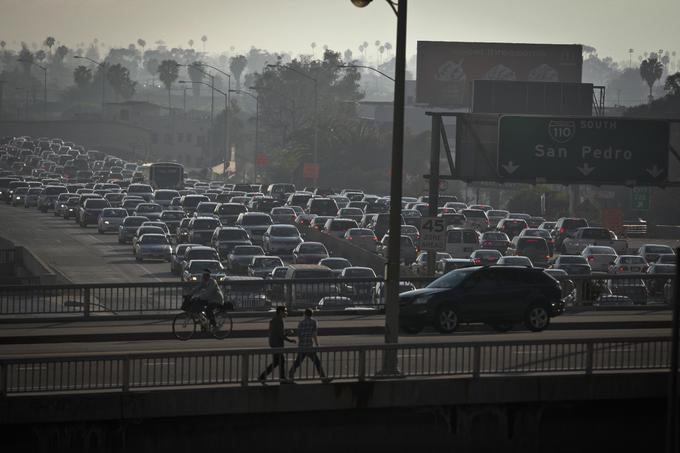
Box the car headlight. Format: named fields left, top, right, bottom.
left=191, top=276, right=198, bottom=281
left=104, top=220, right=110, bottom=224
left=413, top=296, right=430, bottom=305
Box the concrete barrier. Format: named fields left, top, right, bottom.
left=0, top=236, right=62, bottom=285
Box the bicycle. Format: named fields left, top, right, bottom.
left=172, top=298, right=233, bottom=341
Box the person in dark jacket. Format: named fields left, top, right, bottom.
left=258, top=306, right=295, bottom=384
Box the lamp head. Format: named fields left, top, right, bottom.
left=351, top=0, right=373, bottom=7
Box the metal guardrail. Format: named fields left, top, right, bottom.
left=0, top=274, right=673, bottom=318
left=0, top=277, right=433, bottom=317
left=0, top=337, right=671, bottom=395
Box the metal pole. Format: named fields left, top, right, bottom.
left=225, top=75, right=231, bottom=180
left=667, top=247, right=680, bottom=453
left=427, top=114, right=441, bottom=277
left=101, top=62, right=106, bottom=111
left=43, top=68, right=47, bottom=120
left=313, top=79, right=319, bottom=186
left=0, top=81, right=5, bottom=120
left=382, top=0, right=407, bottom=374
left=183, top=88, right=186, bottom=113
left=255, top=94, right=259, bottom=180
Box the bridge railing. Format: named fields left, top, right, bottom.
left=0, top=273, right=673, bottom=319
left=0, top=336, right=671, bottom=395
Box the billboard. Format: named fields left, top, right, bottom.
left=417, top=41, right=583, bottom=106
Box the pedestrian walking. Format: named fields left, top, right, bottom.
left=258, top=306, right=295, bottom=384
left=288, top=308, right=332, bottom=383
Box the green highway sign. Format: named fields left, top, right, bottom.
left=631, top=187, right=651, bottom=210
left=497, top=116, right=670, bottom=184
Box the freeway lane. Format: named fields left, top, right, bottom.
left=0, top=202, right=177, bottom=283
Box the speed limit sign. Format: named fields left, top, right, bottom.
left=420, top=217, right=446, bottom=251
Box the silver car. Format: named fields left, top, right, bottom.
left=322, top=218, right=359, bottom=238
left=581, top=246, right=617, bottom=273
left=236, top=212, right=273, bottom=244
left=97, top=208, right=128, bottom=233
left=293, top=242, right=329, bottom=264
left=262, top=224, right=303, bottom=255
left=134, top=234, right=172, bottom=262
left=248, top=255, right=285, bottom=278
left=270, top=207, right=297, bottom=224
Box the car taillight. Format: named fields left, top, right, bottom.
left=559, top=227, right=565, bottom=234
left=619, top=266, right=626, bottom=272
left=483, top=241, right=492, bottom=246
left=474, top=258, right=481, bottom=264
left=373, top=236, right=378, bottom=241
left=587, top=256, right=595, bottom=262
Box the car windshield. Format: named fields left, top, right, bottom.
left=270, top=226, right=299, bottom=236
left=128, top=185, right=152, bottom=193
left=254, top=258, right=282, bottom=267
left=187, top=250, right=217, bottom=260
left=560, top=256, right=588, bottom=264
left=647, top=246, right=673, bottom=254
left=233, top=246, right=263, bottom=255
left=428, top=268, right=477, bottom=289
left=85, top=199, right=109, bottom=208
left=219, top=204, right=246, bottom=214
left=141, top=235, right=168, bottom=244
left=461, top=209, right=486, bottom=218
left=349, top=229, right=373, bottom=237
left=587, top=246, right=616, bottom=254
left=137, top=204, right=161, bottom=212
left=218, top=229, right=249, bottom=240
left=102, top=209, right=126, bottom=217
left=161, top=211, right=184, bottom=220
left=320, top=259, right=350, bottom=269
left=330, top=220, right=356, bottom=230
left=502, top=257, right=531, bottom=265
left=340, top=208, right=362, bottom=215
left=188, top=261, right=223, bottom=272
left=241, top=215, right=272, bottom=226
left=193, top=219, right=220, bottom=229
left=272, top=208, right=294, bottom=214
left=124, top=218, right=146, bottom=227
left=483, top=232, right=507, bottom=240
left=344, top=268, right=375, bottom=278
left=620, top=256, right=646, bottom=264
left=564, top=219, right=588, bottom=229
left=197, top=203, right=217, bottom=212
left=657, top=255, right=676, bottom=264
left=300, top=244, right=326, bottom=254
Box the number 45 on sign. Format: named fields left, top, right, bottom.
left=420, top=217, right=447, bottom=251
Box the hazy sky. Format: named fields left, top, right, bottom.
left=1, top=0, right=677, bottom=62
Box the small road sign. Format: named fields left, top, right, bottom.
left=631, top=187, right=651, bottom=210
left=420, top=217, right=447, bottom=251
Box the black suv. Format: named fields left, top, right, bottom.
left=399, top=266, right=563, bottom=334
left=552, top=217, right=589, bottom=249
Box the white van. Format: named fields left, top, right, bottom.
left=445, top=228, right=480, bottom=257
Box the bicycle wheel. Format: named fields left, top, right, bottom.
left=212, top=309, right=233, bottom=339
left=173, top=312, right=196, bottom=340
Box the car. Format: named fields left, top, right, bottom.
left=553, top=217, right=589, bottom=249
left=581, top=246, right=618, bottom=273
left=104, top=192, right=125, bottom=208
left=306, top=197, right=338, bottom=217
left=410, top=251, right=453, bottom=276
left=78, top=198, right=111, bottom=227
left=131, top=225, right=166, bottom=251
left=377, top=235, right=418, bottom=265
left=194, top=202, right=219, bottom=218
left=179, top=246, right=221, bottom=275
left=117, top=217, right=149, bottom=244
left=37, top=185, right=68, bottom=212
left=551, top=255, right=592, bottom=276
left=126, top=183, right=154, bottom=202
left=10, top=187, right=29, bottom=207
left=442, top=202, right=468, bottom=213
left=538, top=221, right=556, bottom=234
left=337, top=207, right=364, bottom=223
left=496, top=218, right=529, bottom=240
left=561, top=228, right=627, bottom=255
left=317, top=296, right=354, bottom=311
left=153, top=189, right=180, bottom=208
left=262, top=224, right=303, bottom=255
left=159, top=210, right=185, bottom=234
left=646, top=254, right=676, bottom=296
left=487, top=210, right=509, bottom=225
left=235, top=212, right=273, bottom=244
left=227, top=245, right=266, bottom=274
left=637, top=244, right=675, bottom=264
left=338, top=266, right=377, bottom=300
left=214, top=202, right=248, bottom=226
left=182, top=259, right=226, bottom=283
left=437, top=258, right=476, bottom=275
left=187, top=216, right=222, bottom=245
left=122, top=198, right=144, bottom=216
left=177, top=218, right=192, bottom=243
left=23, top=187, right=43, bottom=208
left=293, top=242, right=330, bottom=264
left=469, top=249, right=502, bottom=266
left=343, top=228, right=379, bottom=252
left=399, top=266, right=563, bottom=334
left=283, top=264, right=339, bottom=306
left=609, top=255, right=649, bottom=274
left=323, top=218, right=359, bottom=238
left=518, top=228, right=556, bottom=256
left=497, top=256, right=534, bottom=267
left=373, top=280, right=417, bottom=305
left=307, top=215, right=333, bottom=231
left=507, top=236, right=551, bottom=268
left=248, top=255, right=285, bottom=278
left=270, top=207, right=298, bottom=224
left=461, top=209, right=489, bottom=232
left=439, top=212, right=467, bottom=229
left=133, top=203, right=163, bottom=221
left=394, top=225, right=420, bottom=247
left=97, top=208, right=128, bottom=233
left=607, top=278, right=648, bottom=305
left=54, top=193, right=78, bottom=216
left=480, top=231, right=511, bottom=254
left=212, top=227, right=252, bottom=259
left=134, top=234, right=172, bottom=262
left=445, top=228, right=479, bottom=258
left=170, top=243, right=201, bottom=274
left=318, top=257, right=352, bottom=277
left=180, top=194, right=210, bottom=216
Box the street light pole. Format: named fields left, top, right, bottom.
left=337, top=64, right=396, bottom=82
left=17, top=59, right=47, bottom=120
left=267, top=63, right=319, bottom=186
left=352, top=0, right=407, bottom=374
left=201, top=63, right=233, bottom=181
left=230, top=89, right=259, bottom=182
left=73, top=55, right=107, bottom=110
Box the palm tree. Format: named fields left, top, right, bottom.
left=44, top=36, right=55, bottom=55
left=229, top=55, right=247, bottom=89
left=35, top=50, right=46, bottom=63
left=310, top=42, right=317, bottom=58
left=187, top=61, right=204, bottom=97
left=640, top=57, right=664, bottom=102
left=201, top=35, right=207, bottom=52
left=158, top=59, right=179, bottom=110
left=188, top=39, right=194, bottom=49
left=384, top=42, right=392, bottom=58
left=0, top=41, right=6, bottom=51
left=73, top=65, right=93, bottom=89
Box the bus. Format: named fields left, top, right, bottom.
left=140, top=162, right=184, bottom=190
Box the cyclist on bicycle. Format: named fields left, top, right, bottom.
left=190, top=269, right=224, bottom=330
